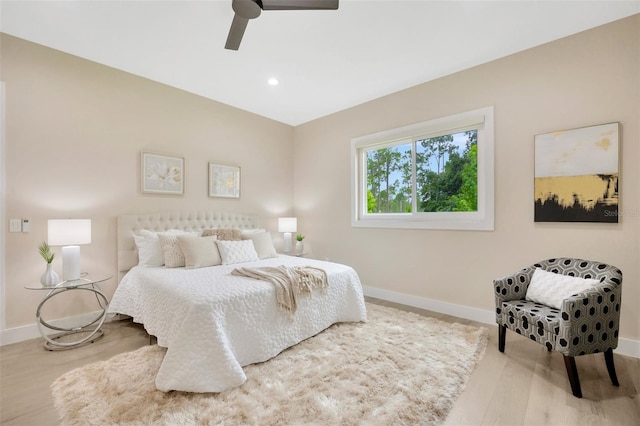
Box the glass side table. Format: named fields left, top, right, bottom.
left=25, top=274, right=111, bottom=350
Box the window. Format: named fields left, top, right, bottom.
left=351, top=106, right=494, bottom=230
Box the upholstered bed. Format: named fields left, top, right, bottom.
left=109, top=211, right=367, bottom=393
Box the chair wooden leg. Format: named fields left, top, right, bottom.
left=563, top=355, right=583, bottom=398
left=604, top=348, right=620, bottom=387
left=498, top=325, right=506, bottom=353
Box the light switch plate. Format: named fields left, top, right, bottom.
left=9, top=219, right=21, bottom=232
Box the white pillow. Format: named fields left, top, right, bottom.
left=216, top=240, right=259, bottom=265
left=133, top=229, right=198, bottom=267
left=240, top=228, right=267, bottom=235
left=242, top=231, right=277, bottom=259
left=526, top=268, right=600, bottom=309
left=133, top=231, right=164, bottom=267
left=157, top=231, right=199, bottom=268
left=177, top=235, right=222, bottom=269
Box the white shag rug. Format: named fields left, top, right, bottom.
left=52, top=303, right=489, bottom=425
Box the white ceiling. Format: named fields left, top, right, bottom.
left=1, top=1, right=638, bottom=126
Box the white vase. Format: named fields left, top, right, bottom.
left=40, top=263, right=59, bottom=287
left=295, top=241, right=304, bottom=255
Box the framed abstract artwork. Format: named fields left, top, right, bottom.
left=534, top=122, right=619, bottom=223
left=141, top=152, right=184, bottom=195
left=209, top=163, right=240, bottom=198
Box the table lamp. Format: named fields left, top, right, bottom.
left=48, top=219, right=92, bottom=281
left=278, top=217, right=297, bottom=253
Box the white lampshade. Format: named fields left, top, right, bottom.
left=278, top=217, right=297, bottom=233
left=48, top=219, right=92, bottom=246
left=48, top=219, right=92, bottom=281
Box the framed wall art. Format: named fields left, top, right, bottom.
left=209, top=163, right=240, bottom=198
left=141, top=152, right=184, bottom=195
left=534, top=122, right=619, bottom=223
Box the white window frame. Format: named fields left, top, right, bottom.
left=351, top=106, right=494, bottom=231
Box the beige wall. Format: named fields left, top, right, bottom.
left=293, top=15, right=640, bottom=341
left=1, top=34, right=294, bottom=328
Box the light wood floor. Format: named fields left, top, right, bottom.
left=1, top=298, right=638, bottom=425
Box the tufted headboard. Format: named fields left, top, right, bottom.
left=117, top=211, right=260, bottom=279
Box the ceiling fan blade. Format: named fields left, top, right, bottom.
left=225, top=0, right=338, bottom=51
left=259, top=0, right=339, bottom=10
left=225, top=14, right=250, bottom=50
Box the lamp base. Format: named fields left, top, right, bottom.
left=61, top=245, right=81, bottom=281
left=283, top=232, right=292, bottom=253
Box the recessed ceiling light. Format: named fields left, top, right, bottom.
left=268, top=78, right=279, bottom=86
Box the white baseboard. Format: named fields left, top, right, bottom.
left=363, top=285, right=640, bottom=359
left=0, top=310, right=118, bottom=347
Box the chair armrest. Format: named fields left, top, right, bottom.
left=494, top=265, right=536, bottom=303
left=557, top=283, right=622, bottom=356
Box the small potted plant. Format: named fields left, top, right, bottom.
left=38, top=241, right=59, bottom=287
left=295, top=234, right=305, bottom=255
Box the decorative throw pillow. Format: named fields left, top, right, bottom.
left=216, top=240, right=259, bottom=265
left=133, top=229, right=185, bottom=267
left=177, top=235, right=222, bottom=269
left=242, top=231, right=277, bottom=260
left=525, top=268, right=600, bottom=309
left=157, top=232, right=199, bottom=268
left=201, top=228, right=243, bottom=241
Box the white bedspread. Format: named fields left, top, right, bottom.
left=108, top=255, right=367, bottom=393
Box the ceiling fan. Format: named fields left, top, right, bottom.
left=225, top=0, right=339, bottom=50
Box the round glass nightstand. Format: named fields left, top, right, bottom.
left=25, top=274, right=111, bottom=350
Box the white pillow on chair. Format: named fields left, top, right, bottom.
left=526, top=268, right=600, bottom=309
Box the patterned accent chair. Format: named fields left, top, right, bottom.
left=493, top=258, right=622, bottom=398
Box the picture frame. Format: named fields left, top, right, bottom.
left=209, top=163, right=241, bottom=198
left=141, top=152, right=184, bottom=195
left=534, top=122, right=619, bottom=223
